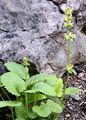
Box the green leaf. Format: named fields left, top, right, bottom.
left=27, top=93, right=47, bottom=103
left=28, top=110, right=38, bottom=119
left=65, top=87, right=82, bottom=95
left=26, top=73, right=58, bottom=87
left=0, top=101, right=22, bottom=108
left=15, top=105, right=37, bottom=119
left=15, top=104, right=37, bottom=120
left=46, top=78, right=60, bottom=87
left=24, top=90, right=37, bottom=94
left=46, top=99, right=62, bottom=113
left=32, top=102, right=51, bottom=117
left=71, top=69, right=77, bottom=75
left=32, top=82, right=56, bottom=96
left=15, top=104, right=28, bottom=120
left=52, top=98, right=61, bottom=104
left=15, top=119, right=26, bottom=120
left=55, top=79, right=63, bottom=97
left=0, top=84, right=4, bottom=87
left=1, top=72, right=25, bottom=96
left=5, top=62, right=29, bottom=79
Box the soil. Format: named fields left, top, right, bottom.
left=63, top=76, right=86, bottom=120
left=0, top=60, right=86, bottom=120
left=59, top=62, right=86, bottom=120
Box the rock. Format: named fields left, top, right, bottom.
left=58, top=114, right=64, bottom=120
left=0, top=0, right=86, bottom=76
left=66, top=114, right=70, bottom=118
left=59, top=3, right=67, bottom=13
left=71, top=94, right=81, bottom=101
left=68, top=0, right=82, bottom=11
left=59, top=0, right=81, bottom=13
left=78, top=72, right=86, bottom=81
left=51, top=0, right=66, bottom=4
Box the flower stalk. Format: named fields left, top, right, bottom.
left=64, top=6, right=76, bottom=77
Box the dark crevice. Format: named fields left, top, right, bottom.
left=47, top=0, right=67, bottom=5
left=47, top=0, right=65, bottom=14
left=22, top=29, right=27, bottom=32
left=47, top=0, right=59, bottom=6
left=0, top=59, right=6, bottom=75
left=81, top=25, right=86, bottom=35
left=0, top=28, right=9, bottom=33
left=29, top=62, right=39, bottom=76
left=58, top=7, right=65, bottom=14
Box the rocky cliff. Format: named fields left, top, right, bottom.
left=0, top=0, right=86, bottom=76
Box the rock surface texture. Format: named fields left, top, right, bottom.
left=0, top=0, right=86, bottom=76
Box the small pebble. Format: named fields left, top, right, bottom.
left=66, top=114, right=70, bottom=117
left=69, top=106, right=73, bottom=110
left=78, top=72, right=84, bottom=78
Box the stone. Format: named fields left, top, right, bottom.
left=0, top=0, right=86, bottom=76
left=71, top=94, right=81, bottom=101
left=51, top=0, right=66, bottom=4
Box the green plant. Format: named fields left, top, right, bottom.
left=0, top=7, right=82, bottom=120
left=0, top=59, right=63, bottom=120
left=64, top=6, right=76, bottom=75
left=0, top=59, right=81, bottom=120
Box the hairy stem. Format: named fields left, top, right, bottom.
left=0, top=94, right=4, bottom=100
left=64, top=33, right=71, bottom=102
left=1, top=88, right=10, bottom=100
left=11, top=108, right=15, bottom=120
left=25, top=84, right=28, bottom=110
left=25, top=67, right=29, bottom=110
left=53, top=113, right=57, bottom=120
left=68, top=39, right=70, bottom=66
left=0, top=89, right=15, bottom=120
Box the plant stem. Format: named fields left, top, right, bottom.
left=16, top=96, right=18, bottom=101
left=62, top=31, right=71, bottom=105
left=11, top=108, right=15, bottom=120
left=0, top=90, right=15, bottom=120
left=67, top=30, right=71, bottom=67
left=0, top=94, right=4, bottom=100
left=25, top=67, right=29, bottom=110
left=53, top=113, right=57, bottom=120
left=57, top=113, right=60, bottom=120
left=64, top=33, right=71, bottom=101
left=25, top=84, right=28, bottom=110
left=68, top=40, right=70, bottom=66
left=66, top=29, right=71, bottom=82
left=1, top=88, right=15, bottom=120
left=1, top=88, right=10, bottom=100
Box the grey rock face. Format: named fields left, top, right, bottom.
left=0, top=0, right=86, bottom=76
